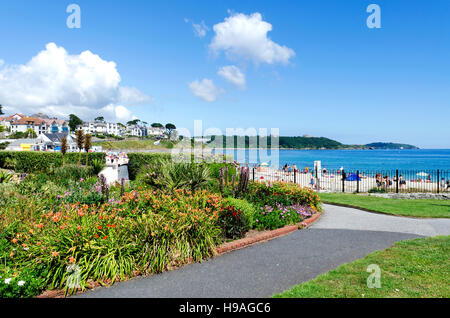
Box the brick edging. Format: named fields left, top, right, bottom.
left=215, top=212, right=322, bottom=255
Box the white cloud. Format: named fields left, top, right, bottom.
left=210, top=12, right=295, bottom=65
left=185, top=19, right=209, bottom=37
left=189, top=79, right=224, bottom=102
left=0, top=43, right=151, bottom=121
left=218, top=65, right=246, bottom=89
left=0, top=59, right=4, bottom=67
left=101, top=104, right=134, bottom=122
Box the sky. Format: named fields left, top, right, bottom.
left=0, top=0, right=449, bottom=148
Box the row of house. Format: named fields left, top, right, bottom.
left=0, top=114, right=167, bottom=138
left=2, top=133, right=102, bottom=152
left=0, top=114, right=69, bottom=136
left=76, top=121, right=165, bottom=137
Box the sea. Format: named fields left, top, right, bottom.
left=219, top=149, right=450, bottom=172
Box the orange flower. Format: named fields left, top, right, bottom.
left=37, top=241, right=42, bottom=246
left=51, top=251, right=59, bottom=257
left=12, top=238, right=18, bottom=244
left=94, top=234, right=99, bottom=238
left=69, top=257, right=76, bottom=264
left=77, top=225, right=82, bottom=231
left=103, top=236, right=108, bottom=240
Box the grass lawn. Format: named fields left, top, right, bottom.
left=319, top=193, right=450, bottom=218
left=274, top=236, right=450, bottom=298
left=93, top=139, right=175, bottom=150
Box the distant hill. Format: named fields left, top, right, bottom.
left=204, top=136, right=418, bottom=150
left=278, top=136, right=347, bottom=149
left=365, top=142, right=419, bottom=150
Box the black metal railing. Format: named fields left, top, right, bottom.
left=250, top=167, right=450, bottom=194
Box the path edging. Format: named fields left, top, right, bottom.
left=216, top=212, right=322, bottom=255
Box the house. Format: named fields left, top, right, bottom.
left=36, top=133, right=77, bottom=152
left=9, top=117, right=69, bottom=136
left=77, top=121, right=121, bottom=136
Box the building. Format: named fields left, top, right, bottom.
left=77, top=121, right=122, bottom=136
left=36, top=133, right=77, bottom=152
left=8, top=116, right=68, bottom=136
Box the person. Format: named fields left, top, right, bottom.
left=376, top=173, right=383, bottom=188
left=427, top=174, right=432, bottom=182
left=292, top=164, right=298, bottom=173
left=323, top=167, right=327, bottom=176
left=310, top=172, right=315, bottom=189
left=440, top=178, right=446, bottom=191
left=399, top=175, right=406, bottom=188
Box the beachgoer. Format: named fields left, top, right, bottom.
left=310, top=175, right=315, bottom=189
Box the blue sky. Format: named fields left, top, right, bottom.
left=0, top=0, right=449, bottom=148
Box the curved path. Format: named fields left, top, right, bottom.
left=77, top=204, right=450, bottom=298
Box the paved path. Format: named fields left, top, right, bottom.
left=77, top=204, right=450, bottom=298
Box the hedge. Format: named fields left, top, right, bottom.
left=0, top=151, right=104, bottom=173
left=0, top=151, right=235, bottom=180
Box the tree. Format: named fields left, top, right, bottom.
left=165, top=123, right=176, bottom=137
left=84, top=134, right=92, bottom=166
left=127, top=119, right=140, bottom=126
left=94, top=116, right=105, bottom=122
left=24, top=128, right=37, bottom=138
left=69, top=114, right=83, bottom=132
left=0, top=104, right=4, bottom=115
left=75, top=129, right=85, bottom=166
left=151, top=123, right=164, bottom=128
left=61, top=136, right=68, bottom=165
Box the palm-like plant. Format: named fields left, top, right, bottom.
left=0, top=170, right=13, bottom=183
left=160, top=161, right=212, bottom=192
left=84, top=134, right=92, bottom=166
left=61, top=136, right=68, bottom=165
left=75, top=130, right=85, bottom=166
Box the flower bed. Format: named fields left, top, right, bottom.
left=0, top=183, right=224, bottom=296
left=0, top=164, right=322, bottom=298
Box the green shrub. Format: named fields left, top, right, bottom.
left=218, top=203, right=251, bottom=239
left=224, top=197, right=256, bottom=229
left=0, top=170, right=13, bottom=183
left=254, top=204, right=316, bottom=230
left=91, top=158, right=105, bottom=175
left=53, top=164, right=94, bottom=182
left=137, top=160, right=212, bottom=192
left=245, top=181, right=321, bottom=210
left=0, top=267, right=47, bottom=298
left=368, top=187, right=387, bottom=193
left=0, top=142, right=9, bottom=150
left=127, top=153, right=171, bottom=180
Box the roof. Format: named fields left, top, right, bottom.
left=42, top=132, right=71, bottom=142
left=13, top=117, right=46, bottom=125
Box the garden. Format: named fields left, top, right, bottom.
left=0, top=151, right=321, bottom=297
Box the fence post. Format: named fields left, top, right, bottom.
left=356, top=170, right=360, bottom=193
left=396, top=170, right=399, bottom=193
left=342, top=170, right=345, bottom=193
left=437, top=169, right=440, bottom=194
left=252, top=168, right=255, bottom=181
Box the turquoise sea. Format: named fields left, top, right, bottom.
left=221, top=149, right=450, bottom=172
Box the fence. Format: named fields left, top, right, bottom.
left=251, top=168, right=450, bottom=194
